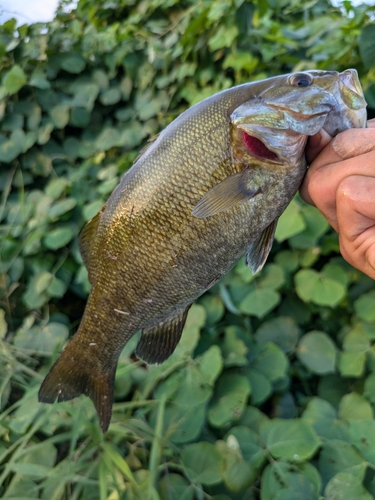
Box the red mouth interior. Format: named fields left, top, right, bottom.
left=243, top=131, right=279, bottom=161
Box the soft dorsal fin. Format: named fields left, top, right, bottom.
left=246, top=218, right=278, bottom=274
left=79, top=204, right=106, bottom=280
left=135, top=305, right=192, bottom=364
left=192, top=170, right=261, bottom=218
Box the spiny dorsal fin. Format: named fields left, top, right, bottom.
left=133, top=133, right=161, bottom=164
left=246, top=218, right=278, bottom=274
left=79, top=204, right=106, bottom=281
left=38, top=336, right=116, bottom=432
left=135, top=305, right=192, bottom=364
left=192, top=170, right=261, bottom=218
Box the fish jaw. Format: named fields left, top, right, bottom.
left=230, top=69, right=367, bottom=168
left=323, top=69, right=367, bottom=135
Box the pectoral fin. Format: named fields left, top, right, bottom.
left=135, top=305, right=192, bottom=364
left=192, top=171, right=261, bottom=218
left=246, top=218, right=278, bottom=274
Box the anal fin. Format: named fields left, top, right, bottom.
left=246, top=218, right=278, bottom=274
left=135, top=305, right=192, bottom=364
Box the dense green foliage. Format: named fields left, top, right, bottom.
left=1, top=0, right=375, bottom=498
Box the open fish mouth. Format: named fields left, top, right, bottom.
left=242, top=131, right=280, bottom=161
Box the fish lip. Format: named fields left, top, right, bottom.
left=266, top=103, right=329, bottom=120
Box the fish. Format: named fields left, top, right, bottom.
left=38, top=69, right=367, bottom=431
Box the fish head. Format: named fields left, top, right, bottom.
left=230, top=69, right=367, bottom=167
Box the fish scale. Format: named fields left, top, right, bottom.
left=39, top=70, right=367, bottom=431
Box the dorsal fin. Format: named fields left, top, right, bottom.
left=246, top=218, right=278, bottom=274
left=79, top=204, right=106, bottom=281
left=135, top=305, right=192, bottom=364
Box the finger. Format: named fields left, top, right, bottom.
left=300, top=128, right=375, bottom=207
left=336, top=175, right=375, bottom=279
left=300, top=149, right=375, bottom=230
left=332, top=127, right=375, bottom=160
left=368, top=118, right=375, bottom=129
left=305, top=129, right=332, bottom=164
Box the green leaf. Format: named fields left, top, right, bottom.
left=29, top=69, right=50, bottom=89
left=324, top=470, right=372, bottom=500
left=364, top=372, right=375, bottom=404
left=13, top=322, right=69, bottom=353
left=48, top=198, right=77, bottom=219
left=354, top=291, right=375, bottom=322
left=3, top=65, right=27, bottom=94
left=172, top=364, right=212, bottom=407
left=338, top=392, right=373, bottom=421
left=157, top=474, right=194, bottom=500
left=319, top=439, right=366, bottom=489
left=302, top=397, right=349, bottom=441
left=83, top=200, right=104, bottom=221
left=50, top=104, right=70, bottom=129
left=258, top=264, right=285, bottom=290
left=219, top=327, right=248, bottom=367
left=34, top=271, right=53, bottom=294
left=359, top=24, right=375, bottom=69
left=251, top=342, right=289, bottom=382
left=0, top=308, right=7, bottom=339
left=60, top=53, right=86, bottom=73
left=225, top=426, right=267, bottom=469
left=261, top=461, right=321, bottom=500
left=289, top=204, right=329, bottom=249
left=295, top=269, right=346, bottom=306
left=295, top=269, right=319, bottom=302
left=22, top=150, right=52, bottom=177
left=255, top=317, right=300, bottom=353
left=44, top=227, right=74, bottom=249
left=297, top=331, right=336, bottom=375
left=181, top=442, right=223, bottom=486
left=208, top=373, right=251, bottom=428
left=349, top=420, right=375, bottom=467
left=239, top=288, right=280, bottom=318
left=338, top=351, right=366, bottom=378
left=96, top=127, right=121, bottom=151
left=0, top=129, right=26, bottom=162
left=275, top=199, right=306, bottom=243
left=223, top=51, right=258, bottom=72
left=100, top=88, right=122, bottom=105
left=10, top=463, right=51, bottom=478
left=200, top=295, right=225, bottom=325
left=163, top=402, right=206, bottom=444
left=222, top=459, right=255, bottom=493
left=259, top=419, right=320, bottom=461
left=247, top=369, right=272, bottom=405
left=197, top=345, right=223, bottom=385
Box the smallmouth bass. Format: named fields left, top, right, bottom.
left=39, top=70, right=367, bottom=431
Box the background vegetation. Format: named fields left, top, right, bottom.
left=1, top=0, right=375, bottom=498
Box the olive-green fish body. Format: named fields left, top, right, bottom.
left=39, top=70, right=367, bottom=431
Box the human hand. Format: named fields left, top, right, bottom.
left=300, top=119, right=375, bottom=279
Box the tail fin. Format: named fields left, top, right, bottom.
left=38, top=339, right=115, bottom=432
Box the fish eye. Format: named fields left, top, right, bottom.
left=289, top=73, right=313, bottom=87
